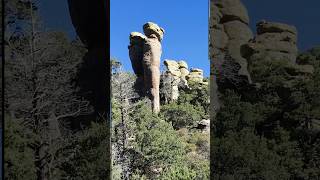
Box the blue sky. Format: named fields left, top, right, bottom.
left=110, top=1, right=209, bottom=76
left=38, top=0, right=320, bottom=76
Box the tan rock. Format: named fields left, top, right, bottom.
left=129, top=22, right=164, bottom=114
left=164, top=60, right=179, bottom=70
left=143, top=36, right=162, bottom=113
left=191, top=68, right=204, bottom=73
left=169, top=70, right=181, bottom=77
left=215, top=0, right=250, bottom=24
left=223, top=21, right=253, bottom=41
left=180, top=68, right=190, bottom=77
left=254, top=32, right=297, bottom=44
left=129, top=32, right=146, bottom=42
left=143, top=22, right=165, bottom=42
left=178, top=60, right=188, bottom=69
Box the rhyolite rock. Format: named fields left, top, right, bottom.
left=128, top=22, right=164, bottom=113
left=210, top=0, right=253, bottom=94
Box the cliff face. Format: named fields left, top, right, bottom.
left=210, top=0, right=253, bottom=91
left=209, top=0, right=254, bottom=116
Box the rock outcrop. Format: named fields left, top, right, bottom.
left=128, top=22, right=164, bottom=113
left=210, top=0, right=315, bottom=121
left=242, top=20, right=314, bottom=79
left=242, top=21, right=298, bottom=64
left=162, top=60, right=207, bottom=103
left=162, top=60, right=188, bottom=102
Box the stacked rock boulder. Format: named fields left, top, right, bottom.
left=163, top=60, right=207, bottom=102
left=242, top=21, right=298, bottom=64
left=128, top=22, right=165, bottom=113
left=242, top=21, right=314, bottom=79
left=187, top=68, right=207, bottom=85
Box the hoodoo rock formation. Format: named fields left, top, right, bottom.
left=242, top=21, right=299, bottom=64
left=128, top=22, right=164, bottom=113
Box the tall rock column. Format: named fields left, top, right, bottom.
left=128, top=22, right=164, bottom=113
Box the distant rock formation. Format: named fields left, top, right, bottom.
left=128, top=22, right=164, bottom=113
left=242, top=21, right=298, bottom=64
left=210, top=0, right=315, bottom=117
left=162, top=60, right=207, bottom=103
left=242, top=20, right=314, bottom=81
left=163, top=60, right=187, bottom=102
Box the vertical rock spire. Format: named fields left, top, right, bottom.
left=128, top=22, right=164, bottom=113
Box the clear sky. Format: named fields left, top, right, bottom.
left=110, top=0, right=209, bottom=76
left=38, top=0, right=319, bottom=76
left=243, top=0, right=320, bottom=51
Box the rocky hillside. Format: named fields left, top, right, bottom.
left=210, top=0, right=320, bottom=179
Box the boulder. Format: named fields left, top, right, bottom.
left=178, top=60, right=188, bottom=69
left=143, top=22, right=165, bottom=42
left=180, top=68, right=190, bottom=77
left=215, top=0, right=250, bottom=24
left=190, top=68, right=204, bottom=75
left=164, top=60, right=180, bottom=71
left=223, top=21, right=253, bottom=41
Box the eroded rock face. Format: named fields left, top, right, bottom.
left=128, top=22, right=164, bottom=113
left=210, top=0, right=253, bottom=93
left=163, top=60, right=185, bottom=102
left=187, top=68, right=204, bottom=83
left=209, top=0, right=253, bottom=119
